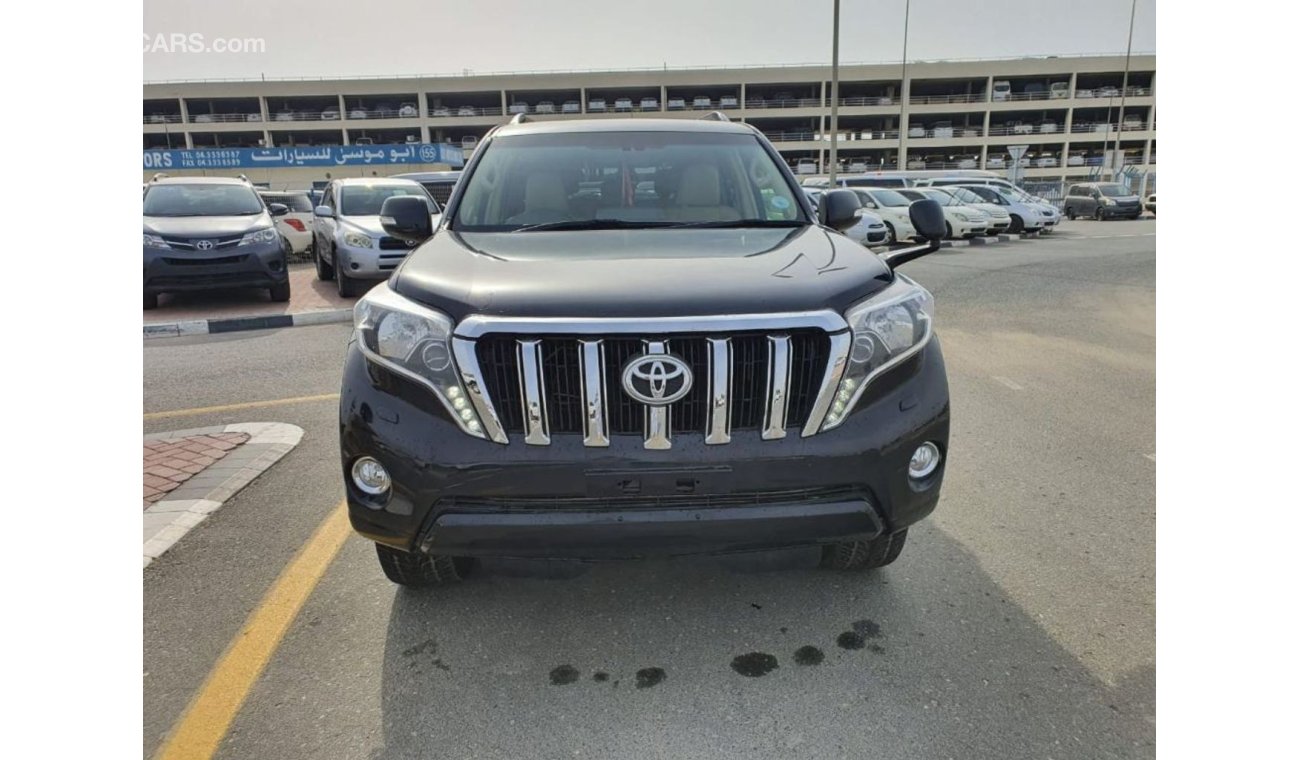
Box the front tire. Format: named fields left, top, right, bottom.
left=144, top=292, right=158, bottom=310
left=315, top=242, right=335, bottom=281
left=336, top=261, right=362, bottom=298
left=1093, top=207, right=1104, bottom=221
left=1009, top=214, right=1024, bottom=233
left=1065, top=207, right=1076, bottom=220
left=883, top=222, right=897, bottom=245
left=376, top=544, right=472, bottom=587
left=269, top=281, right=291, bottom=302
left=821, top=529, right=908, bottom=571
left=944, top=222, right=954, bottom=240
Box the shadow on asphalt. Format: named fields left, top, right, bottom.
left=370, top=523, right=1154, bottom=759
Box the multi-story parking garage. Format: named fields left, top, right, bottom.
left=144, top=53, right=1154, bottom=188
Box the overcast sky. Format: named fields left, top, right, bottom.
left=143, top=0, right=1155, bottom=81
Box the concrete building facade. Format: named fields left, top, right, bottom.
left=144, top=54, right=1155, bottom=188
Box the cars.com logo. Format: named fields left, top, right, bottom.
left=143, top=33, right=267, bottom=55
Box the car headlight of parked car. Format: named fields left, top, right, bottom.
left=1101, top=198, right=1116, bottom=206
left=144, top=233, right=170, bottom=249
left=239, top=227, right=278, bottom=246
left=343, top=231, right=374, bottom=248
left=953, top=212, right=972, bottom=222
left=821, top=275, right=935, bottom=431
left=354, top=283, right=486, bottom=438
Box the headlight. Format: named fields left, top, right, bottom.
left=239, top=227, right=277, bottom=245
left=144, top=233, right=170, bottom=249
left=343, top=231, right=374, bottom=248
left=822, top=275, right=934, bottom=431
left=353, top=282, right=487, bottom=439
left=1102, top=198, right=1116, bottom=206
left=953, top=212, right=971, bottom=222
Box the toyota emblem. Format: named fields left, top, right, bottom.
left=621, top=354, right=693, bottom=406
left=195, top=239, right=215, bottom=251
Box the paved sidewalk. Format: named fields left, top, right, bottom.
left=143, top=422, right=304, bottom=567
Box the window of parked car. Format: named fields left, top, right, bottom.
left=1096, top=184, right=1130, bottom=197
left=451, top=130, right=807, bottom=230
left=855, top=188, right=912, bottom=207
left=946, top=187, right=986, bottom=205
left=143, top=183, right=264, bottom=216
left=259, top=192, right=313, bottom=212
left=339, top=184, right=438, bottom=216
left=912, top=189, right=959, bottom=206
left=960, top=185, right=1009, bottom=205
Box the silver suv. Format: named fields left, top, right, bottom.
left=311, top=178, right=441, bottom=297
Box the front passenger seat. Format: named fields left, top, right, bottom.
left=672, top=164, right=740, bottom=222
left=505, top=173, right=571, bottom=225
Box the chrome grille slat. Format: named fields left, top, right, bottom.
left=579, top=340, right=609, bottom=447
left=762, top=335, right=793, bottom=440
left=706, top=338, right=732, bottom=445
left=642, top=340, right=672, bottom=450
left=517, top=339, right=550, bottom=445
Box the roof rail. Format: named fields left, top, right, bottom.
left=150, top=173, right=169, bottom=182
left=237, top=174, right=251, bottom=183
left=509, top=112, right=529, bottom=124
left=700, top=111, right=730, bottom=122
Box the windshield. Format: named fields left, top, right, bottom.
left=962, top=186, right=1008, bottom=205
left=259, top=193, right=312, bottom=212
left=1098, top=184, right=1131, bottom=197
left=861, top=188, right=912, bottom=207
left=917, top=190, right=958, bottom=206
left=452, top=131, right=807, bottom=231
left=143, top=184, right=264, bottom=217
left=340, top=184, right=438, bottom=216
left=947, top=187, right=984, bottom=204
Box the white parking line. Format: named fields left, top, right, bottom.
left=992, top=376, right=1024, bottom=391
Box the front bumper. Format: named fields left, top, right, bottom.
left=143, top=240, right=287, bottom=294
left=339, top=336, right=950, bottom=559
left=335, top=239, right=413, bottom=279
left=1100, top=205, right=1142, bottom=218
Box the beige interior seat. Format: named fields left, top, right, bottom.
left=672, top=164, right=740, bottom=222
left=506, top=172, right=571, bottom=225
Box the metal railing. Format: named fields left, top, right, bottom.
left=187, top=113, right=264, bottom=124
left=986, top=124, right=1055, bottom=136
left=908, top=92, right=987, bottom=105
left=429, top=105, right=505, bottom=117
left=744, top=97, right=824, bottom=109
left=907, top=127, right=985, bottom=138
left=143, top=114, right=184, bottom=125
left=833, top=96, right=897, bottom=107
left=1069, top=121, right=1149, bottom=134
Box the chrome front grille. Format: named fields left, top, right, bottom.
left=469, top=327, right=839, bottom=448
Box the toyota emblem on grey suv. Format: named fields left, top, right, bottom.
left=195, top=239, right=215, bottom=250
left=621, top=354, right=693, bottom=406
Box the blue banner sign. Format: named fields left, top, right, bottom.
left=143, top=143, right=464, bottom=170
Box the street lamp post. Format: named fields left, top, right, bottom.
left=828, top=0, right=840, bottom=184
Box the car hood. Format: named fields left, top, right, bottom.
left=391, top=225, right=894, bottom=322
left=143, top=214, right=270, bottom=236
left=339, top=213, right=442, bottom=237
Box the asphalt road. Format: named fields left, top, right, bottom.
left=144, top=219, right=1156, bottom=759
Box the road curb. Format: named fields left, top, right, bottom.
left=143, top=308, right=351, bottom=340
left=143, top=422, right=304, bottom=567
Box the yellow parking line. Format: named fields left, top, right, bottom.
left=153, top=500, right=352, bottom=760
left=144, top=393, right=339, bottom=421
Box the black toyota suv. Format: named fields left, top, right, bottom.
left=143, top=176, right=292, bottom=309
left=340, top=116, right=951, bottom=586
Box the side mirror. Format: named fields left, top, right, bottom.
left=908, top=199, right=946, bottom=242
left=380, top=195, right=434, bottom=242
left=268, top=203, right=289, bottom=217
left=314, top=205, right=334, bottom=218
left=818, top=189, right=862, bottom=232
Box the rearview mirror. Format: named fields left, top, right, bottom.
left=818, top=189, right=862, bottom=233
left=313, top=205, right=334, bottom=218
left=268, top=203, right=289, bottom=217
left=908, top=199, right=946, bottom=242
left=380, top=195, right=434, bottom=242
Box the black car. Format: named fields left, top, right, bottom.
left=1062, top=182, right=1143, bottom=221
left=143, top=177, right=292, bottom=309
left=339, top=117, right=951, bottom=586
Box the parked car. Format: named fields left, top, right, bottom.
left=935, top=186, right=1013, bottom=234
left=1099, top=85, right=1121, bottom=97
left=1062, top=182, right=1142, bottom=220
left=1038, top=119, right=1058, bottom=134
left=898, top=188, right=989, bottom=239
left=1034, top=155, right=1058, bottom=168
left=246, top=113, right=262, bottom=122
left=258, top=190, right=315, bottom=256
left=955, top=155, right=978, bottom=169
left=562, top=101, right=581, bottom=114
left=614, top=97, right=633, bottom=111
left=342, top=117, right=950, bottom=585
left=640, top=97, right=658, bottom=111
left=1075, top=88, right=1095, bottom=99
left=985, top=155, right=1006, bottom=169
left=719, top=95, right=738, bottom=108
left=961, top=127, right=980, bottom=137
left=1049, top=82, right=1070, bottom=99
left=1145, top=193, right=1156, bottom=216
left=508, top=102, right=529, bottom=115
left=431, top=106, right=451, bottom=117
left=312, top=178, right=441, bottom=297
left=588, top=98, right=607, bottom=112
left=391, top=170, right=463, bottom=206
left=1122, top=114, right=1145, bottom=130
left=906, top=157, right=926, bottom=170
left=907, top=124, right=926, bottom=138
left=398, top=102, right=418, bottom=118
left=321, top=107, right=340, bottom=120
left=930, top=121, right=954, bottom=139
left=667, top=97, right=686, bottom=110
left=1011, top=121, right=1035, bottom=135
left=143, top=176, right=291, bottom=309
left=535, top=101, right=556, bottom=114
left=948, top=183, right=1045, bottom=232
left=192, top=113, right=213, bottom=123
left=876, top=95, right=894, bottom=105
left=795, top=158, right=818, bottom=174
left=1067, top=153, right=1086, bottom=166
left=805, top=189, right=890, bottom=246
left=851, top=187, right=921, bottom=242
left=274, top=108, right=295, bottom=122
left=349, top=106, right=369, bottom=119
left=992, top=80, right=1011, bottom=101
left=847, top=160, right=869, bottom=173
left=692, top=95, right=711, bottom=109
left=457, top=106, right=476, bottom=117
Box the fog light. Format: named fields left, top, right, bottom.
left=908, top=442, right=941, bottom=479
left=351, top=456, right=391, bottom=495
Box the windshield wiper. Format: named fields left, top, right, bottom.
left=659, top=219, right=809, bottom=229
left=510, top=219, right=677, bottom=232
